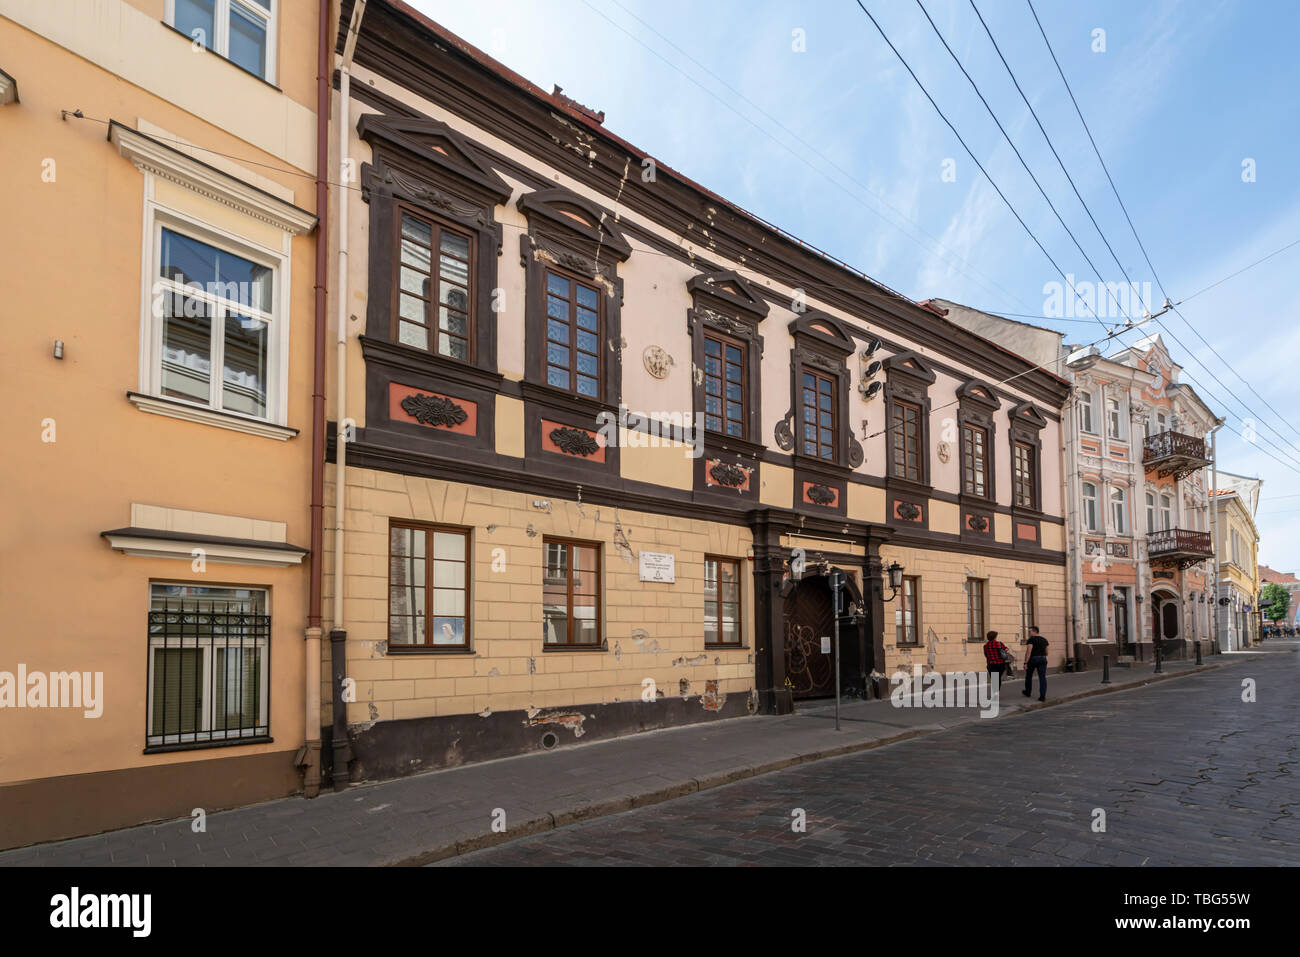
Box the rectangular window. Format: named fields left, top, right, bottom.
left=395, top=209, right=473, bottom=362
left=1013, top=441, right=1035, bottom=508
left=155, top=227, right=275, bottom=419
left=543, top=539, right=602, bottom=646
left=544, top=270, right=602, bottom=398
left=704, top=556, right=742, bottom=646
left=1107, top=397, right=1123, bottom=439
left=1082, top=482, right=1099, bottom=532
left=1019, top=584, right=1035, bottom=641
left=170, top=0, right=276, bottom=83
left=388, top=522, right=470, bottom=649
left=961, top=424, right=988, bottom=497
left=1084, top=586, right=1102, bottom=640
left=1078, top=392, right=1094, bottom=433
left=146, top=583, right=269, bottom=749
left=704, top=335, right=746, bottom=438
left=896, top=576, right=920, bottom=645
left=891, top=399, right=922, bottom=481
left=966, top=578, right=986, bottom=641
left=800, top=370, right=835, bottom=460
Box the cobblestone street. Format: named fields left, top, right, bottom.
left=448, top=650, right=1300, bottom=866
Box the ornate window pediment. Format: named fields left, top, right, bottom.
left=517, top=188, right=632, bottom=267
left=687, top=270, right=769, bottom=322
left=358, top=114, right=511, bottom=209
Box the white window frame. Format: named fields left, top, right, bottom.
left=1078, top=391, right=1095, bottom=434
left=1160, top=493, right=1173, bottom=530
left=1107, top=396, right=1124, bottom=439
left=1145, top=491, right=1156, bottom=533
left=145, top=584, right=271, bottom=749
left=1082, top=481, right=1099, bottom=532
left=166, top=0, right=278, bottom=85
left=1110, top=485, right=1127, bottom=535
left=138, top=189, right=291, bottom=428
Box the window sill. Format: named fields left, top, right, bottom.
left=703, top=643, right=748, bottom=651
left=387, top=645, right=474, bottom=655
left=128, top=392, right=298, bottom=441
left=542, top=642, right=608, bottom=652
left=144, top=735, right=273, bottom=755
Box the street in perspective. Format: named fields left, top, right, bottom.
left=1, top=0, right=1298, bottom=941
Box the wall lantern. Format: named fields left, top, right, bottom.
left=882, top=561, right=904, bottom=601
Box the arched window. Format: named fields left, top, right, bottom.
left=1082, top=481, right=1099, bottom=532
left=1110, top=486, right=1128, bottom=535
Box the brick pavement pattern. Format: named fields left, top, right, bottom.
left=448, top=651, right=1300, bottom=866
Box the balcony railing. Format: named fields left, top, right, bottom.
left=1147, top=528, right=1214, bottom=568
left=1143, top=430, right=1210, bottom=479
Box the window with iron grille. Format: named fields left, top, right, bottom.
left=962, top=423, right=988, bottom=497
left=704, top=334, right=746, bottom=438
left=543, top=539, right=602, bottom=646
left=896, top=576, right=921, bottom=645
left=1013, top=441, right=1036, bottom=508
left=891, top=399, right=922, bottom=481
left=394, top=208, right=474, bottom=362
left=146, top=584, right=269, bottom=750
left=704, top=556, right=742, bottom=645
left=544, top=270, right=602, bottom=398
left=966, top=578, right=986, bottom=641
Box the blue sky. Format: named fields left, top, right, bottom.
left=410, top=0, right=1300, bottom=572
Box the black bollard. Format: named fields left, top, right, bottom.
left=1195, top=640, right=1203, bottom=666
left=1153, top=641, right=1164, bottom=674
left=1101, top=654, right=1111, bottom=685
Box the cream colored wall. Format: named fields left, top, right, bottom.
left=880, top=544, right=1068, bottom=674
left=0, top=17, right=316, bottom=783
left=320, top=467, right=755, bottom=726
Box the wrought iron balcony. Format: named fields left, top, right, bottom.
left=1147, top=528, right=1213, bottom=568
left=1143, top=430, right=1210, bottom=479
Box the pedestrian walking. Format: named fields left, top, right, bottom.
left=983, top=630, right=1012, bottom=693
left=1021, top=625, right=1048, bottom=701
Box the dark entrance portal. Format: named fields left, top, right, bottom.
left=783, top=576, right=837, bottom=699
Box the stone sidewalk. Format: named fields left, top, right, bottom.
left=0, top=652, right=1272, bottom=867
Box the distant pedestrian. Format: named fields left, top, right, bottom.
left=983, top=630, right=1012, bottom=692
left=1022, top=625, right=1049, bottom=702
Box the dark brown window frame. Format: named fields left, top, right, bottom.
left=386, top=520, right=473, bottom=654
left=703, top=330, right=750, bottom=440
left=782, top=311, right=863, bottom=476
left=703, top=554, right=744, bottom=648
left=357, top=114, right=509, bottom=385
left=1084, top=585, right=1102, bottom=640
left=541, top=265, right=605, bottom=400
left=883, top=351, right=937, bottom=494
left=891, top=398, right=923, bottom=482
left=896, top=575, right=922, bottom=646
left=800, top=367, right=837, bottom=461
left=391, top=201, right=477, bottom=364
left=966, top=577, right=987, bottom=642
left=542, top=536, right=604, bottom=649
left=1008, top=401, right=1047, bottom=519
left=686, top=270, right=768, bottom=457
left=518, top=188, right=630, bottom=414
left=1013, top=440, right=1036, bottom=509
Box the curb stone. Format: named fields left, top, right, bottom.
left=396, top=656, right=1259, bottom=866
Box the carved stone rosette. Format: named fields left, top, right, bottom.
left=549, top=426, right=600, bottom=457
left=400, top=392, right=468, bottom=429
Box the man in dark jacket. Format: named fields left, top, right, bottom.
left=1021, top=625, right=1049, bottom=701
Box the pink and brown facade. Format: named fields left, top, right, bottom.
left=317, top=0, right=1071, bottom=786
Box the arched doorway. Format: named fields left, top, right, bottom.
left=1150, top=588, right=1182, bottom=657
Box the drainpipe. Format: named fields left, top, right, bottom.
left=329, top=0, right=367, bottom=791
left=302, top=0, right=332, bottom=800
left=1209, top=417, right=1225, bottom=651
left=1062, top=376, right=1082, bottom=670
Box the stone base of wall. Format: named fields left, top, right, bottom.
left=321, top=689, right=756, bottom=785
left=0, top=749, right=302, bottom=851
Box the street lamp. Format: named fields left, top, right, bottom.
left=883, top=561, right=904, bottom=601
